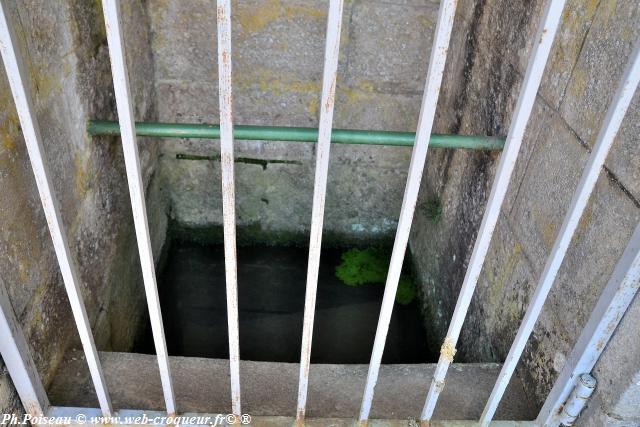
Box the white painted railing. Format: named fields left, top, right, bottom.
left=479, top=42, right=640, bottom=426
left=101, top=0, right=177, bottom=416
left=360, top=0, right=458, bottom=422
left=296, top=0, right=344, bottom=421
left=0, top=0, right=113, bottom=418
left=422, top=0, right=567, bottom=419
left=0, top=0, right=639, bottom=426
left=216, top=0, right=242, bottom=416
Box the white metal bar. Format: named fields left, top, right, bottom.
left=215, top=0, right=241, bottom=416
left=537, top=222, right=640, bottom=426
left=358, top=0, right=458, bottom=423
left=296, top=0, right=344, bottom=422
left=0, top=278, right=49, bottom=418
left=480, top=42, right=640, bottom=426
left=420, top=0, right=566, bottom=421
left=0, top=0, right=112, bottom=417
left=101, top=0, right=176, bottom=415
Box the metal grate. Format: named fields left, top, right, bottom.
left=0, top=0, right=639, bottom=425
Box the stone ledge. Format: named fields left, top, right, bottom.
left=48, top=351, right=535, bottom=421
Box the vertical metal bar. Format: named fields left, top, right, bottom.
left=420, top=0, right=566, bottom=422
left=296, top=0, right=344, bottom=422
left=480, top=42, right=640, bottom=426
left=537, top=222, right=640, bottom=426
left=358, top=0, right=458, bottom=423
left=101, top=0, right=176, bottom=415
left=0, top=0, right=113, bottom=417
left=0, top=278, right=49, bottom=418
left=215, top=0, right=241, bottom=416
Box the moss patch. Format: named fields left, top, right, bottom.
left=168, top=219, right=395, bottom=249
left=335, top=248, right=416, bottom=305
left=422, top=197, right=443, bottom=224
left=395, top=276, right=417, bottom=305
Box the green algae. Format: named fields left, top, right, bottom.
left=335, top=248, right=416, bottom=305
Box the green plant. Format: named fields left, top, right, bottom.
left=335, top=248, right=388, bottom=286
left=423, top=197, right=443, bottom=224
left=395, top=276, right=417, bottom=305
left=335, top=248, right=417, bottom=304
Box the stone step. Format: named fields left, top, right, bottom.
left=48, top=350, right=536, bottom=421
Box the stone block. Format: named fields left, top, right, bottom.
left=345, top=1, right=438, bottom=94
left=559, top=0, right=639, bottom=200
left=148, top=0, right=218, bottom=82
left=538, top=0, right=601, bottom=108
left=508, top=109, right=589, bottom=276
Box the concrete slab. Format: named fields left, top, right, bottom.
left=48, top=351, right=536, bottom=421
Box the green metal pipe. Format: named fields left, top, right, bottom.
left=88, top=120, right=504, bottom=150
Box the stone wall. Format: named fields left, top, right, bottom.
left=0, top=0, right=165, bottom=415
left=410, top=0, right=640, bottom=424
left=149, top=0, right=445, bottom=244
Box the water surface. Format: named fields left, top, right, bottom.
left=135, top=241, right=431, bottom=363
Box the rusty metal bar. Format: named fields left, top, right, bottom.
left=216, top=0, right=242, bottom=416
left=481, top=41, right=640, bottom=425
left=296, top=0, right=344, bottom=422
left=420, top=0, right=567, bottom=422
left=101, top=0, right=176, bottom=415
left=538, top=221, right=640, bottom=426
left=0, top=277, right=49, bottom=418
left=0, top=0, right=111, bottom=417
left=359, top=0, right=458, bottom=423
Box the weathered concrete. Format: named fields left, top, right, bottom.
left=410, top=0, right=640, bottom=425
left=48, top=350, right=536, bottom=421
left=148, top=0, right=443, bottom=244
left=0, top=0, right=167, bottom=417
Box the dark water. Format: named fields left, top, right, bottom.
left=135, top=241, right=431, bottom=363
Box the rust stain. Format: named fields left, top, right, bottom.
left=324, top=74, right=337, bottom=112
left=539, top=28, right=548, bottom=44
left=166, top=412, right=177, bottom=426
